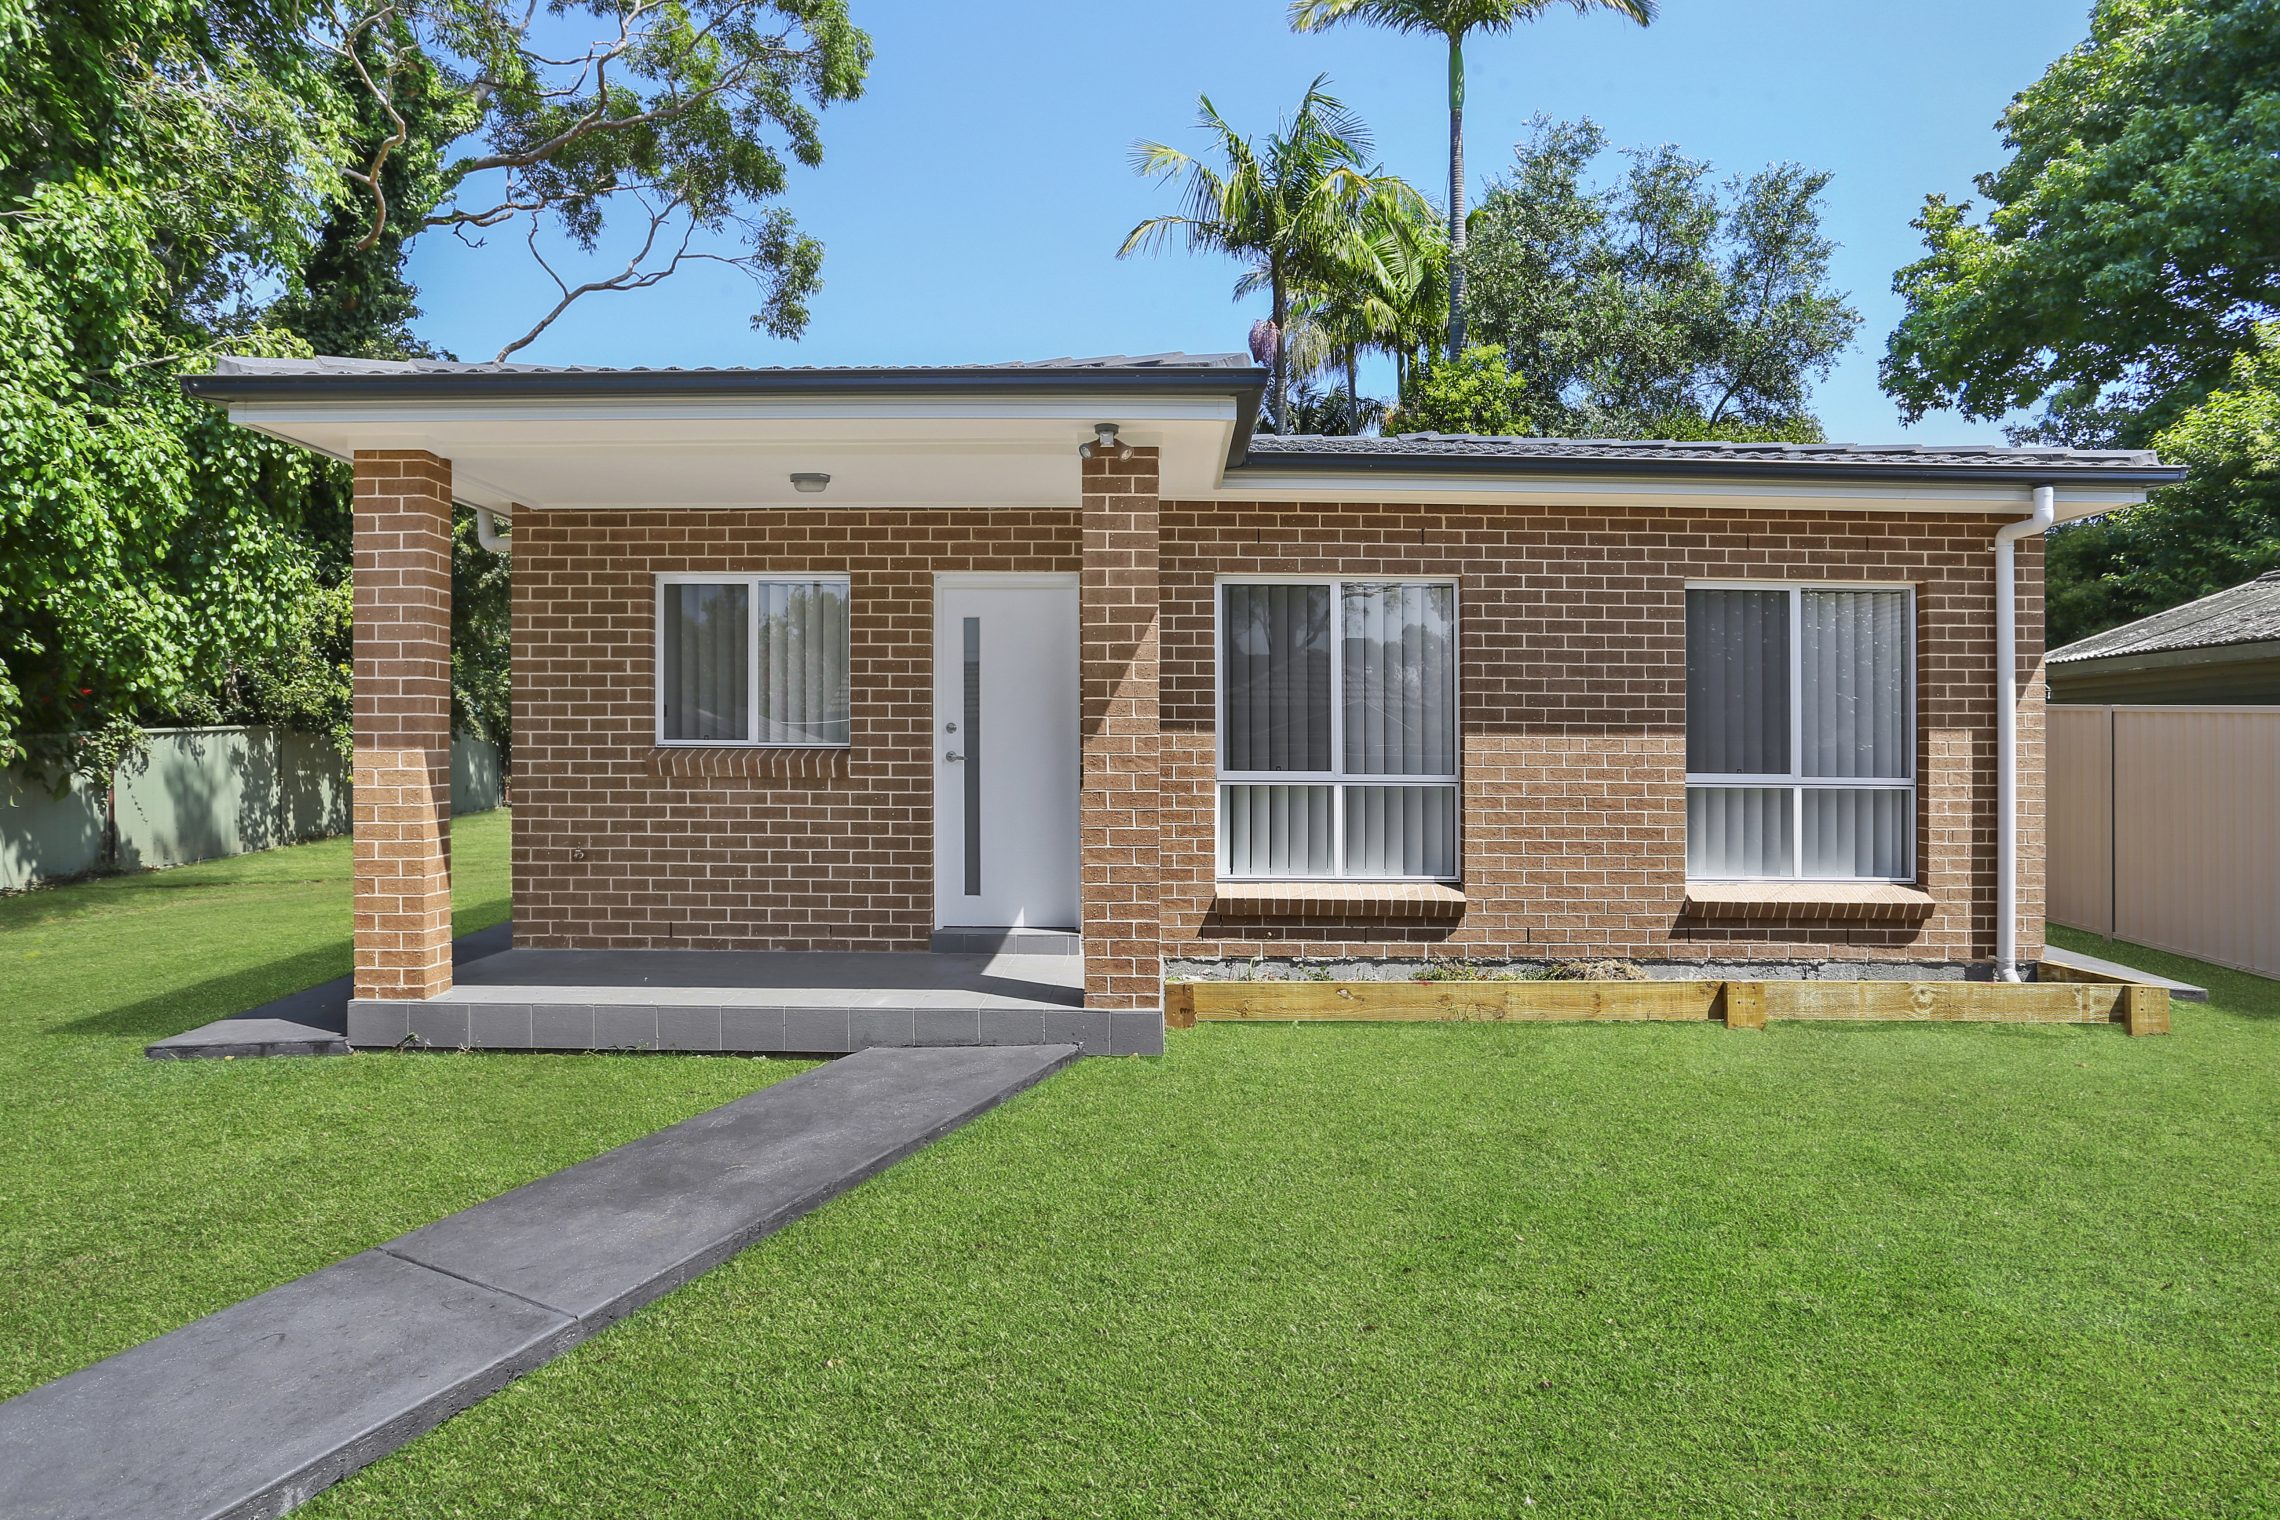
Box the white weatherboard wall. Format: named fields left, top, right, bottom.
left=1, top=727, right=503, bottom=892
left=2047, top=705, right=2280, bottom=979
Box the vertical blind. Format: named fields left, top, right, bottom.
left=1220, top=581, right=1458, bottom=880
left=659, top=578, right=849, bottom=746
left=1686, top=586, right=1914, bottom=881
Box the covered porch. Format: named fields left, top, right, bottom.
left=182, top=353, right=1266, bottom=1059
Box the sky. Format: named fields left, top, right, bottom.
left=403, top=0, right=2101, bottom=446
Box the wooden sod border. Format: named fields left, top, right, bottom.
left=1163, top=976, right=2171, bottom=1037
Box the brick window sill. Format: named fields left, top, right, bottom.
left=1683, top=881, right=1934, bottom=923
left=645, top=746, right=849, bottom=781
left=1212, top=881, right=1467, bottom=919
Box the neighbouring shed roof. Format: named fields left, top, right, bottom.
left=2049, top=570, right=2280, bottom=665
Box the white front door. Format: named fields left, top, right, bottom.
left=934, top=576, right=1081, bottom=929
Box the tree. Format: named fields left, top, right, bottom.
left=2045, top=323, right=2280, bottom=646
left=0, top=15, right=345, bottom=767
left=1288, top=0, right=1656, bottom=359
left=1283, top=193, right=1446, bottom=423
left=1122, top=76, right=1428, bottom=433
left=1462, top=117, right=1858, bottom=438
left=1882, top=0, right=2280, bottom=448
left=1392, top=344, right=1534, bottom=433
left=1882, top=0, right=2280, bottom=642
left=326, top=0, right=872, bottom=358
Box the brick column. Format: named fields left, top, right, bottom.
left=352, top=450, right=455, bottom=1000
left=1079, top=445, right=1162, bottom=1009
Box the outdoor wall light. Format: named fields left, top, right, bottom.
left=790, top=472, right=831, bottom=494
left=1078, top=422, right=1125, bottom=459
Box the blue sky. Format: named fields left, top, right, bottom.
left=404, top=0, right=2097, bottom=444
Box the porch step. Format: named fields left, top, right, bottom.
left=929, top=927, right=1081, bottom=956
left=0, top=1045, right=1077, bottom=1520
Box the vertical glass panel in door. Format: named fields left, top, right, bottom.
left=661, top=582, right=750, bottom=742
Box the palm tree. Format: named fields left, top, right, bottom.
left=1289, top=0, right=1658, bottom=358
left=1122, top=76, right=1428, bottom=433
left=1286, top=195, right=1446, bottom=419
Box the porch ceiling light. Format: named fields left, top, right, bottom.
left=790, top=472, right=831, bottom=494
left=1078, top=421, right=1125, bottom=460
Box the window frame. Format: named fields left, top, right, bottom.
left=653, top=571, right=853, bottom=749
left=1683, top=578, right=1918, bottom=884
left=1212, top=573, right=1462, bottom=883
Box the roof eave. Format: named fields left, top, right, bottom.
left=181, top=365, right=1269, bottom=406
left=1223, top=449, right=2187, bottom=490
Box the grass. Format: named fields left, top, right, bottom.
left=0, top=810, right=808, bottom=1403
left=290, top=927, right=2280, bottom=1518
left=7, top=835, right=2276, bottom=1515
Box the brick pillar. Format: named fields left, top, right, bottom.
left=1079, top=445, right=1162, bottom=1009
left=352, top=450, right=455, bottom=1000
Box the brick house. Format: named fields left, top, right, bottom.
left=187, top=353, right=2182, bottom=1055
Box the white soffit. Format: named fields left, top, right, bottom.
left=226, top=397, right=1244, bottom=512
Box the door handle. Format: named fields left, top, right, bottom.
left=945, top=751, right=964, bottom=763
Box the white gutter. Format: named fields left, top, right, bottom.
left=1994, top=484, right=2057, bottom=980
left=474, top=505, right=510, bottom=555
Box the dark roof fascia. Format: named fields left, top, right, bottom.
left=2046, top=638, right=2280, bottom=675
left=1222, top=446, right=2186, bottom=490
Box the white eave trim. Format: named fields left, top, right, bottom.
left=1203, top=469, right=2156, bottom=519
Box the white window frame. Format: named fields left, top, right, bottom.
left=1684, top=579, right=1918, bottom=883
left=654, top=571, right=852, bottom=749
left=1213, top=574, right=1462, bottom=883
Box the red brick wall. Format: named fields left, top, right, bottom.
left=511, top=499, right=2044, bottom=972
left=512, top=507, right=1079, bottom=949
left=352, top=450, right=455, bottom=998
left=1158, top=500, right=2044, bottom=967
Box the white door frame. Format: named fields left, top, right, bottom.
left=932, top=572, right=1081, bottom=930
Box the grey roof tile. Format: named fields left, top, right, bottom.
left=2048, top=570, right=2280, bottom=664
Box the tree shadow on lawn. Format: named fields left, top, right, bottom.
left=62, top=942, right=355, bottom=1042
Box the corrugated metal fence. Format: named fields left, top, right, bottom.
left=2048, top=705, right=2280, bottom=978
left=1, top=727, right=502, bottom=893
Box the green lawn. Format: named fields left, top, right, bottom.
left=6, top=836, right=2277, bottom=1516
left=294, top=926, right=2278, bottom=1518
left=0, top=810, right=806, bottom=1402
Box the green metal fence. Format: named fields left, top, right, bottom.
left=1, top=728, right=503, bottom=893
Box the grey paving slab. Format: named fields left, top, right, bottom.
left=146, top=924, right=514, bottom=1061
left=146, top=1018, right=350, bottom=1061
left=782, top=1006, right=851, bottom=1053
left=445, top=947, right=1084, bottom=1008
left=656, top=1005, right=722, bottom=1052
left=1044, top=1008, right=1112, bottom=1056
left=2040, top=945, right=2209, bottom=1000
left=0, top=1044, right=1076, bottom=1520
left=387, top=1045, right=1077, bottom=1326
left=0, top=1250, right=571, bottom=1520
left=1110, top=1010, right=1166, bottom=1057
left=530, top=1003, right=595, bottom=1050
left=849, top=1007, right=917, bottom=1049
left=720, top=1006, right=786, bottom=1051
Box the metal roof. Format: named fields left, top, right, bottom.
left=2049, top=570, right=2280, bottom=665
left=184, top=356, right=2185, bottom=487
left=1237, top=432, right=2183, bottom=486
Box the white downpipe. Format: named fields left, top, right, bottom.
left=1994, top=484, right=2056, bottom=981
left=474, top=505, right=511, bottom=555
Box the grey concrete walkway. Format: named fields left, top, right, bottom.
left=0, top=1044, right=1075, bottom=1520
left=2043, top=944, right=2209, bottom=1000
left=145, top=924, right=515, bottom=1060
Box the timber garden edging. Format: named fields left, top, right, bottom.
left=1163, top=975, right=2171, bottom=1037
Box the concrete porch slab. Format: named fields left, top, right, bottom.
left=2041, top=945, right=2209, bottom=1000
left=345, top=945, right=1163, bottom=1056
left=0, top=1044, right=1075, bottom=1520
